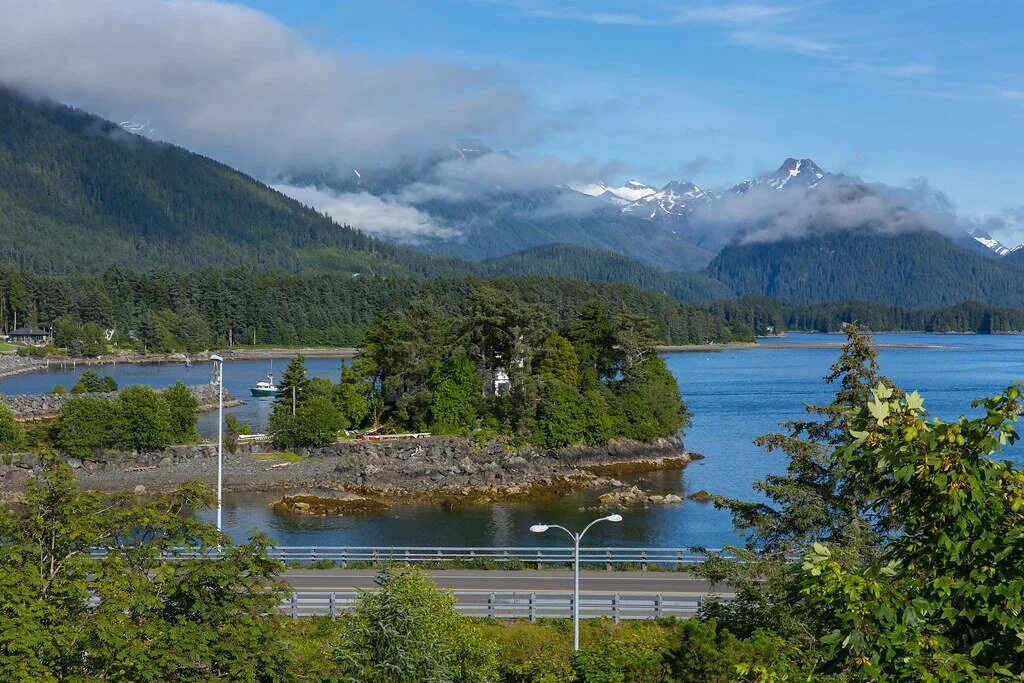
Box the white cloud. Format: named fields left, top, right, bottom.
left=729, top=30, right=833, bottom=54
left=0, top=0, right=526, bottom=175
left=273, top=185, right=460, bottom=245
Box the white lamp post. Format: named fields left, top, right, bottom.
left=210, top=354, right=224, bottom=532
left=530, top=513, right=623, bottom=651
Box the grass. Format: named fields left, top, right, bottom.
left=255, top=451, right=306, bottom=463
left=279, top=558, right=693, bottom=572
left=0, top=341, right=17, bottom=353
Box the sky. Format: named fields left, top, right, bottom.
left=1, top=0, right=1022, bottom=245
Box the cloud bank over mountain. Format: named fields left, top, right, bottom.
left=0, top=0, right=526, bottom=176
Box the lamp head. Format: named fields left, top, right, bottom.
left=210, top=354, right=224, bottom=363
left=529, top=524, right=549, bottom=533
left=605, top=514, right=623, bottom=523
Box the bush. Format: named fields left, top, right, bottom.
left=573, top=621, right=671, bottom=682
left=115, top=385, right=172, bottom=451
left=56, top=396, right=118, bottom=457
left=0, top=404, right=25, bottom=452
left=161, top=381, right=199, bottom=444
left=50, top=384, right=66, bottom=395
left=271, top=395, right=343, bottom=448
left=71, top=370, right=117, bottom=394
left=332, top=566, right=498, bottom=682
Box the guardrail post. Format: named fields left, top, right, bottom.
left=605, top=549, right=612, bottom=571
left=310, top=547, right=316, bottom=563
left=329, top=592, right=336, bottom=618
left=536, top=550, right=542, bottom=570
left=405, top=548, right=410, bottom=565
left=503, top=549, right=509, bottom=565
left=340, top=548, right=347, bottom=569
left=641, top=549, right=648, bottom=572
left=676, top=550, right=682, bottom=571
left=612, top=593, right=620, bottom=624
left=291, top=594, right=297, bottom=620
left=372, top=549, right=379, bottom=567
left=655, top=594, right=663, bottom=619
left=529, top=593, right=537, bottom=622
left=488, top=592, right=495, bottom=619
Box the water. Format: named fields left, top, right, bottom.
left=0, top=357, right=350, bottom=439
left=3, top=334, right=1023, bottom=548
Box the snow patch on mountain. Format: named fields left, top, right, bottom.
left=571, top=180, right=656, bottom=202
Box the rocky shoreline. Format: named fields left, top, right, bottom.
left=1, top=383, right=244, bottom=422
left=0, top=436, right=701, bottom=509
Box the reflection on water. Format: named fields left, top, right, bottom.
left=4, top=334, right=1024, bottom=547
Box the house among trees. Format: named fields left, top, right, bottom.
left=8, top=326, right=51, bottom=345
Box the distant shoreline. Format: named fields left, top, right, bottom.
left=656, top=340, right=951, bottom=353
left=0, top=334, right=992, bottom=381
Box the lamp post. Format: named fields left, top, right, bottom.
left=530, top=513, right=623, bottom=651
left=210, top=354, right=224, bottom=532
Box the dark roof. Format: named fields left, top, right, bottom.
left=10, top=327, right=49, bottom=336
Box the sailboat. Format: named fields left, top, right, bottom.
left=250, top=361, right=283, bottom=397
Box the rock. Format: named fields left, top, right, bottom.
left=158, top=457, right=173, bottom=468
left=687, top=490, right=713, bottom=504
left=663, top=494, right=683, bottom=504
left=66, top=457, right=83, bottom=469
left=133, top=485, right=147, bottom=495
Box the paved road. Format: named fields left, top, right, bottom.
left=283, top=569, right=726, bottom=597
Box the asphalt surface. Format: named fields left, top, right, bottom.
left=283, top=569, right=725, bottom=597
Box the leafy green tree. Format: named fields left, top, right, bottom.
left=802, top=382, right=1024, bottom=680
left=578, top=385, right=615, bottom=446
left=533, top=381, right=586, bottom=448
left=0, top=456, right=295, bottom=681
left=332, top=566, right=498, bottom=683
left=55, top=396, right=118, bottom=457
left=570, top=300, right=618, bottom=380
left=50, top=385, right=66, bottom=395
left=271, top=395, right=343, bottom=448
left=428, top=354, right=479, bottom=435
left=0, top=404, right=25, bottom=452
left=614, top=356, right=689, bottom=441
left=535, top=333, right=580, bottom=386
left=162, top=381, right=200, bottom=444
left=71, top=370, right=118, bottom=394
left=334, top=381, right=369, bottom=431
left=115, top=385, right=172, bottom=451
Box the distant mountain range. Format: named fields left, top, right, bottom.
left=3, top=85, right=1024, bottom=314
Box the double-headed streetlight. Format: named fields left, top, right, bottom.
left=530, top=513, right=623, bottom=651
left=210, top=354, right=224, bottom=532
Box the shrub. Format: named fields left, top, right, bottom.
left=115, top=385, right=172, bottom=451
left=161, top=381, right=199, bottom=444
left=56, top=396, right=118, bottom=457
left=332, top=566, right=498, bottom=682
left=0, top=404, right=25, bottom=452
left=71, top=370, right=117, bottom=394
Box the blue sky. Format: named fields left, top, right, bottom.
left=239, top=0, right=1024, bottom=231
left=2, top=0, right=1021, bottom=244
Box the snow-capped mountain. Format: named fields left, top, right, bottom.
left=622, top=181, right=715, bottom=221
left=730, top=158, right=828, bottom=194
left=970, top=228, right=1014, bottom=256
left=573, top=180, right=656, bottom=203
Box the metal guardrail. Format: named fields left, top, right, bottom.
left=94, top=546, right=740, bottom=570
left=281, top=590, right=729, bottom=621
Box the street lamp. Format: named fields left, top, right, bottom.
left=530, top=513, right=623, bottom=651
left=210, top=354, right=224, bottom=532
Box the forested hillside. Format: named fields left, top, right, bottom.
left=1008, top=248, right=1024, bottom=266
left=0, top=268, right=758, bottom=351
left=706, top=230, right=1024, bottom=308
left=483, top=243, right=731, bottom=301
left=0, top=87, right=466, bottom=277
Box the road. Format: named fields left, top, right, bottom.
left=284, top=569, right=725, bottom=596
left=280, top=569, right=732, bottom=618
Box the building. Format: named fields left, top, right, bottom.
left=8, top=327, right=51, bottom=345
